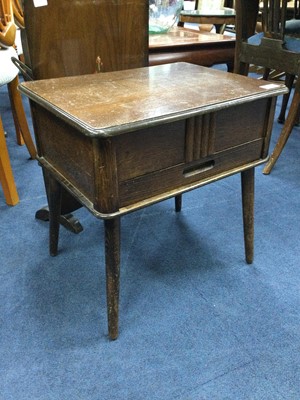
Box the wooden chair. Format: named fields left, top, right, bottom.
left=0, top=0, right=36, bottom=206
left=0, top=0, right=36, bottom=158
left=0, top=0, right=36, bottom=205
left=234, top=0, right=300, bottom=174
left=276, top=0, right=300, bottom=123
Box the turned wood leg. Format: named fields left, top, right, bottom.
left=241, top=168, right=254, bottom=264
left=175, top=194, right=182, bottom=212
left=48, top=175, right=62, bottom=257
left=105, top=217, right=121, bottom=340
left=263, top=83, right=300, bottom=175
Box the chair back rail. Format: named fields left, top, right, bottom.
left=235, top=0, right=300, bottom=75
left=12, top=0, right=24, bottom=28
left=0, top=0, right=16, bottom=47
left=234, top=0, right=300, bottom=174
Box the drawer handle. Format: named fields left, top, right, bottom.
left=183, top=160, right=215, bottom=178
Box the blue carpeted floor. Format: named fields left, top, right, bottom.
left=1, top=69, right=300, bottom=399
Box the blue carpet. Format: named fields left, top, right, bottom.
left=1, top=70, right=300, bottom=399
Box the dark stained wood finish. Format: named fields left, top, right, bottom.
left=105, top=217, right=121, bottom=341
left=48, top=171, right=62, bottom=257
left=20, top=62, right=287, bottom=339
left=241, top=168, right=254, bottom=264
left=149, top=27, right=235, bottom=70
left=23, top=0, right=148, bottom=79
left=21, top=0, right=149, bottom=231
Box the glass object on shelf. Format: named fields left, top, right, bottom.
left=149, top=0, right=184, bottom=34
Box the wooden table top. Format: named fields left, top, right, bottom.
left=20, top=63, right=286, bottom=137
left=149, top=27, right=235, bottom=49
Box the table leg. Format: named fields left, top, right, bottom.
left=105, top=217, right=121, bottom=340
left=175, top=194, right=182, bottom=212
left=48, top=174, right=62, bottom=257
left=241, top=168, right=254, bottom=264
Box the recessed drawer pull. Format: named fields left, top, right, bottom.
left=183, top=160, right=215, bottom=178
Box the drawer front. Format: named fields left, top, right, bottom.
left=116, top=120, right=186, bottom=181
left=116, top=99, right=270, bottom=208
left=119, top=140, right=263, bottom=207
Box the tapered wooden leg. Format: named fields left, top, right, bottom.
left=277, top=74, right=295, bottom=124
left=175, top=194, right=182, bottom=212
left=263, top=84, right=300, bottom=175
left=241, top=168, right=254, bottom=264
left=0, top=117, right=19, bottom=206
left=105, top=217, right=121, bottom=340
left=7, top=76, right=37, bottom=159
left=47, top=175, right=62, bottom=257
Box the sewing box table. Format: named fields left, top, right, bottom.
left=19, top=62, right=286, bottom=339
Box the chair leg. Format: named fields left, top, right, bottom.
left=263, top=83, right=300, bottom=175
left=0, top=117, right=19, bottom=206
left=277, top=74, right=295, bottom=124
left=7, top=78, right=24, bottom=146
left=7, top=76, right=37, bottom=159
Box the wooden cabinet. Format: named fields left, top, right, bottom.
left=23, top=0, right=149, bottom=78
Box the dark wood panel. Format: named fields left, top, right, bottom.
left=23, top=0, right=149, bottom=79
left=116, top=121, right=186, bottom=181
left=30, top=103, right=96, bottom=201
left=119, top=140, right=264, bottom=207
left=214, top=99, right=269, bottom=152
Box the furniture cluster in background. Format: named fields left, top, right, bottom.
left=0, top=0, right=36, bottom=206
left=2, top=1, right=300, bottom=208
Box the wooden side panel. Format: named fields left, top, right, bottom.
left=30, top=103, right=95, bottom=201
left=23, top=0, right=148, bottom=79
